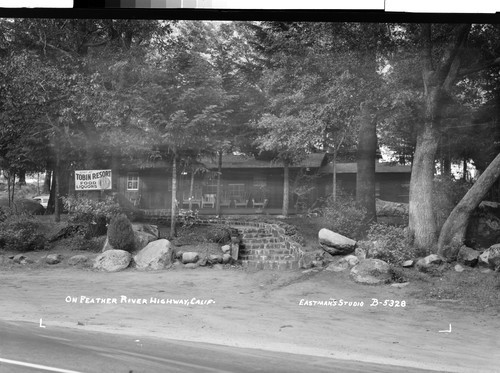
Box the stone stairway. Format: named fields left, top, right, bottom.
left=238, top=227, right=300, bottom=270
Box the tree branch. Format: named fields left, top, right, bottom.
left=457, top=57, right=500, bottom=78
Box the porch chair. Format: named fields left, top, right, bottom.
left=201, top=194, right=216, bottom=208
left=234, top=193, right=250, bottom=208
left=252, top=198, right=268, bottom=209
left=182, top=194, right=201, bottom=209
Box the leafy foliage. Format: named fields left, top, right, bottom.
left=206, top=224, right=233, bottom=245
left=367, top=223, right=423, bottom=265
left=319, top=193, right=368, bottom=240
left=107, top=213, right=135, bottom=252
left=0, top=214, right=47, bottom=252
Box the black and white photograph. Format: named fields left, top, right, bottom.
left=0, top=5, right=499, bottom=373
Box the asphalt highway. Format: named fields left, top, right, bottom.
left=0, top=320, right=446, bottom=373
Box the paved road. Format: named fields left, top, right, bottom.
left=0, top=320, right=446, bottom=373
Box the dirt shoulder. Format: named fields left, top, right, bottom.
left=0, top=259, right=498, bottom=373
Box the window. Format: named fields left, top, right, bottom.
left=127, top=173, right=139, bottom=190
left=204, top=180, right=218, bottom=195
left=228, top=183, right=245, bottom=199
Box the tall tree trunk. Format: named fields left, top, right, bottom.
left=11, top=174, right=15, bottom=204
left=332, top=147, right=338, bottom=202
left=438, top=152, right=500, bottom=259
left=409, top=125, right=440, bottom=249
left=54, top=152, right=61, bottom=222
left=215, top=150, right=222, bottom=216
left=282, top=160, right=290, bottom=217
left=170, top=155, right=177, bottom=237
left=188, top=171, right=195, bottom=211
left=43, top=170, right=51, bottom=194
left=18, top=170, right=26, bottom=187
left=463, top=158, right=468, bottom=181
left=356, top=102, right=377, bottom=223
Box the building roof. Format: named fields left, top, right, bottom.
left=200, top=153, right=328, bottom=169
left=320, top=162, right=411, bottom=174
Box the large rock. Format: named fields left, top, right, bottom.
left=68, top=255, right=90, bottom=266
left=133, top=239, right=174, bottom=270
left=182, top=252, right=199, bottom=264
left=208, top=254, right=222, bottom=264
left=467, top=209, right=500, bottom=248
left=46, top=254, right=63, bottom=265
left=318, top=229, right=356, bottom=256
left=481, top=244, right=500, bottom=270
left=457, top=246, right=480, bottom=267
left=350, top=259, right=392, bottom=285
left=0, top=198, right=45, bottom=215
left=325, top=259, right=349, bottom=272
left=415, top=254, right=443, bottom=272
left=94, top=250, right=131, bottom=272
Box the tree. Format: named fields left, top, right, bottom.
left=438, top=152, right=500, bottom=258
left=404, top=24, right=500, bottom=250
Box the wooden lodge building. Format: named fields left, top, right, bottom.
left=110, top=153, right=411, bottom=216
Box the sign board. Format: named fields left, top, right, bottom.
left=75, top=170, right=112, bottom=191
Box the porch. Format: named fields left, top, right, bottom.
left=141, top=206, right=297, bottom=218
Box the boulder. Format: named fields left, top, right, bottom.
left=350, top=259, right=392, bottom=285
left=415, top=254, right=443, bottom=272
left=184, top=263, right=199, bottom=269
left=402, top=260, right=414, bottom=268
left=93, top=250, right=131, bottom=272
left=482, top=244, right=500, bottom=270
left=354, top=247, right=367, bottom=260
left=466, top=209, right=500, bottom=248
left=208, top=254, right=223, bottom=264
left=457, top=246, right=480, bottom=267
left=68, top=255, right=89, bottom=266
left=0, top=198, right=45, bottom=215
left=318, top=229, right=356, bottom=256
left=13, top=254, right=26, bottom=264
left=133, top=239, right=174, bottom=270
left=312, top=260, right=324, bottom=267
left=198, top=257, right=208, bottom=267
left=182, top=252, right=200, bottom=264
left=299, top=251, right=317, bottom=269
left=221, top=245, right=231, bottom=254
left=342, top=255, right=360, bottom=267
left=46, top=254, right=63, bottom=265
left=222, top=253, right=232, bottom=264
left=325, top=259, right=349, bottom=272
left=478, top=250, right=490, bottom=268
left=454, top=264, right=465, bottom=272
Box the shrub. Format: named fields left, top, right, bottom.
left=319, top=193, right=368, bottom=240
left=107, top=213, right=135, bottom=252
left=367, top=223, right=425, bottom=266
left=206, top=224, right=232, bottom=244
left=63, top=195, right=121, bottom=238
left=0, top=214, right=47, bottom=252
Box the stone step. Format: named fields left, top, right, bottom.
left=241, top=236, right=283, bottom=242
left=240, top=248, right=294, bottom=256
left=239, top=254, right=296, bottom=261
left=241, top=242, right=287, bottom=250
left=241, top=260, right=300, bottom=271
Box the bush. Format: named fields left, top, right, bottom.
left=319, top=193, right=368, bottom=240
left=107, top=213, right=135, bottom=252
left=206, top=224, right=232, bottom=244
left=367, top=223, right=424, bottom=266
left=0, top=214, right=47, bottom=252
left=63, top=195, right=121, bottom=238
